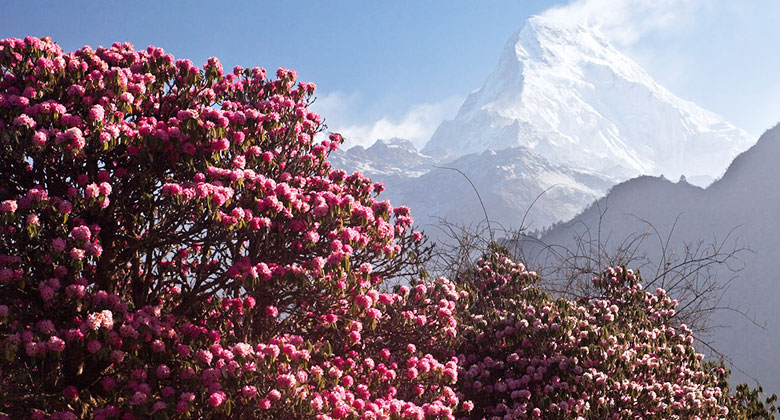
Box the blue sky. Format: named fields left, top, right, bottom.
left=3, top=1, right=780, bottom=148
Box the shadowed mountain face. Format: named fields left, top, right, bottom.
left=532, top=124, right=780, bottom=391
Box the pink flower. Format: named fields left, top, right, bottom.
left=210, top=138, right=230, bottom=152
left=70, top=225, right=91, bottom=241
left=162, top=386, right=176, bottom=398
left=13, top=114, right=35, bottom=128
left=177, top=109, right=197, bottom=121
left=102, top=377, right=116, bottom=392
left=151, top=401, right=167, bottom=413
left=349, top=330, right=361, bottom=343
left=25, top=342, right=41, bottom=357
left=356, top=294, right=373, bottom=309
left=131, top=391, right=147, bottom=406
left=98, top=182, right=112, bottom=196
left=33, top=131, right=47, bottom=147
left=89, top=105, right=105, bottom=122
left=110, top=350, right=125, bottom=363
left=233, top=342, right=252, bottom=357
left=58, top=200, right=72, bottom=214
left=241, top=385, right=258, bottom=398
left=85, top=241, right=103, bottom=257
left=87, top=311, right=112, bottom=330
left=177, top=400, right=190, bottom=414
left=463, top=401, right=474, bottom=412
left=195, top=349, right=213, bottom=365
left=85, top=183, right=100, bottom=198
left=177, top=344, right=191, bottom=357
left=0, top=200, right=17, bottom=213
left=87, top=339, right=102, bottom=353
left=264, top=305, right=279, bottom=318
left=151, top=339, right=165, bottom=352
left=0, top=269, right=14, bottom=284
left=277, top=373, right=296, bottom=388
left=156, top=364, right=171, bottom=378
left=268, top=389, right=281, bottom=401
left=65, top=284, right=86, bottom=299
left=258, top=398, right=271, bottom=410
left=162, top=183, right=183, bottom=196
left=40, top=285, right=55, bottom=301
left=46, top=336, right=65, bottom=353
left=69, top=248, right=85, bottom=261
left=119, top=92, right=134, bottom=103
left=208, top=391, right=226, bottom=407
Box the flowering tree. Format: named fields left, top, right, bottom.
left=452, top=245, right=776, bottom=419
left=0, top=37, right=460, bottom=419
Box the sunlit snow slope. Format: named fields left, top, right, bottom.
left=423, top=16, right=753, bottom=186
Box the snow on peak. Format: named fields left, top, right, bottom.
left=327, top=138, right=438, bottom=179
left=422, top=16, right=754, bottom=186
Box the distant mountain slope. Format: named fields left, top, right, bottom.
left=423, top=15, right=754, bottom=186
left=328, top=138, right=434, bottom=177
left=329, top=140, right=614, bottom=233
left=392, top=146, right=614, bottom=235
left=534, top=124, right=780, bottom=391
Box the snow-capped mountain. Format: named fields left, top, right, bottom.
left=328, top=138, right=438, bottom=181
left=423, top=15, right=753, bottom=186
left=328, top=15, right=756, bottom=237
left=527, top=123, right=780, bottom=391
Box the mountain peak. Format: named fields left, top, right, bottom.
left=422, top=16, right=753, bottom=186
left=372, top=137, right=417, bottom=151
left=519, top=15, right=610, bottom=53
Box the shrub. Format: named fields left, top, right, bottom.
left=452, top=245, right=775, bottom=419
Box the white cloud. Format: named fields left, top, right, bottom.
left=540, top=0, right=703, bottom=47
left=311, top=92, right=463, bottom=150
